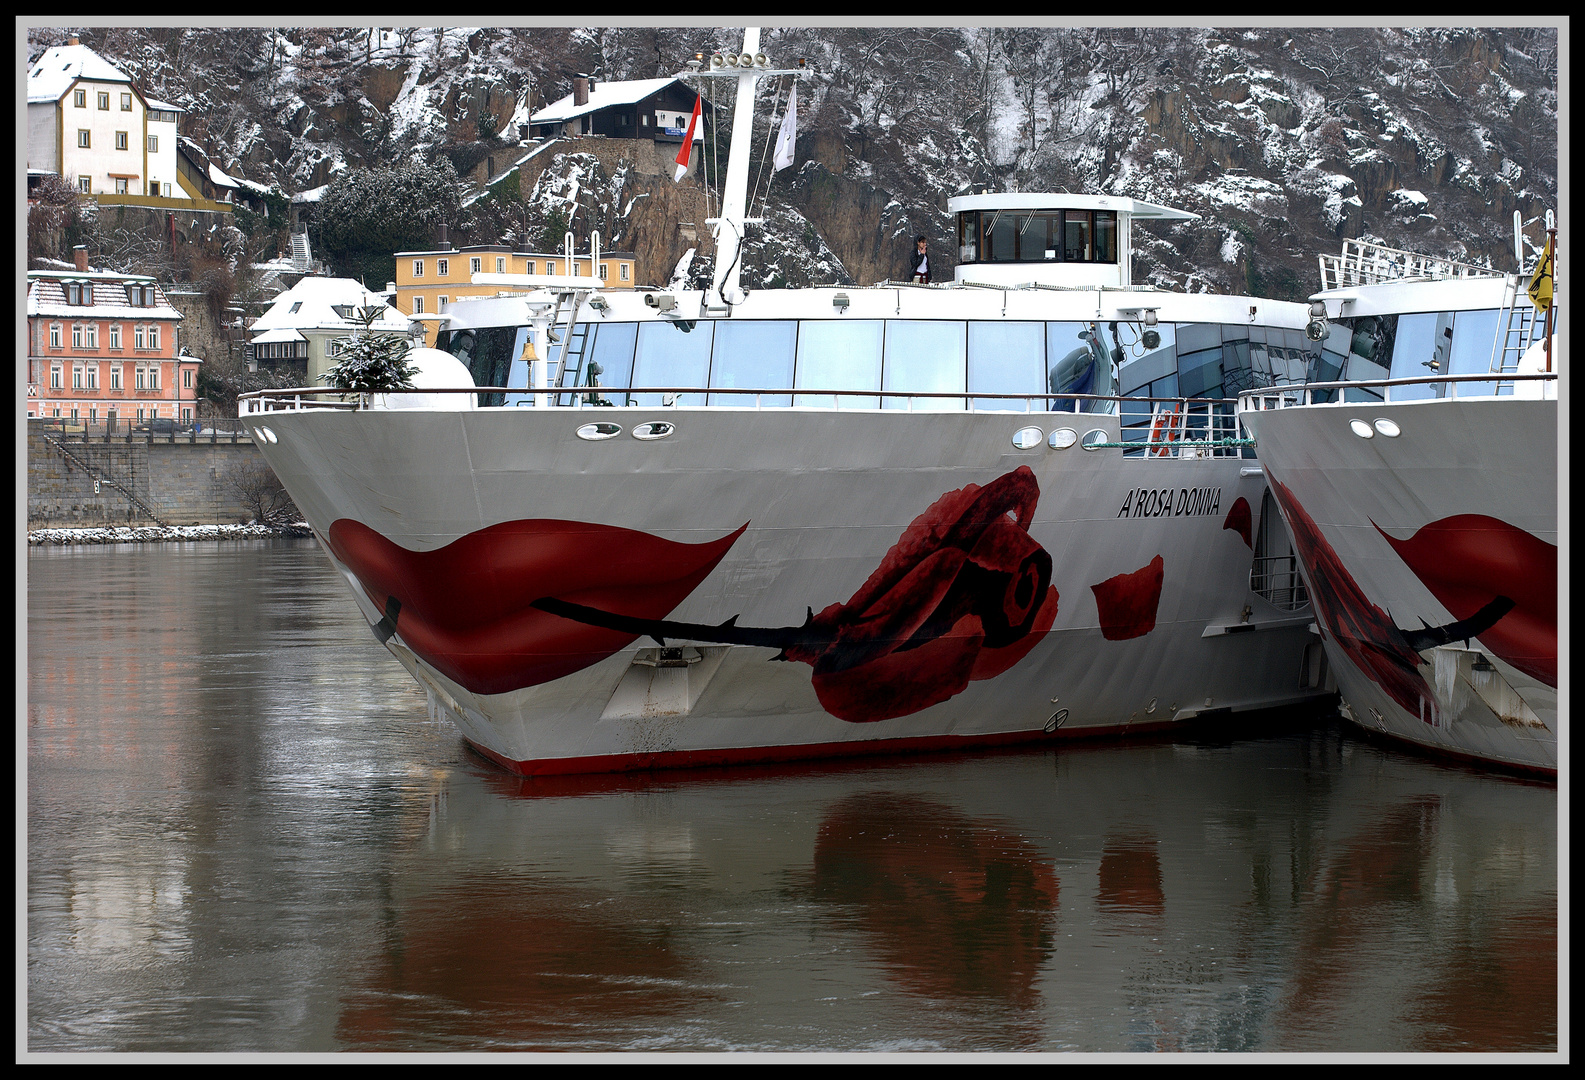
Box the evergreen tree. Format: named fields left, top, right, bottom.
left=320, top=310, right=418, bottom=393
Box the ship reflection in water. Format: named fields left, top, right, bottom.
left=27, top=541, right=1557, bottom=1053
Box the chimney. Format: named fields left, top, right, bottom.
left=73, top=246, right=88, bottom=272
left=574, top=77, right=589, bottom=107
left=386, top=282, right=396, bottom=293
left=68, top=36, right=79, bottom=46
left=436, top=223, right=448, bottom=249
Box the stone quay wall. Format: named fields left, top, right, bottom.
left=27, top=423, right=281, bottom=529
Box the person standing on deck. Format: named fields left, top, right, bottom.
left=909, top=236, right=931, bottom=284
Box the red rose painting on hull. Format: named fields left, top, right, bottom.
left=782, top=466, right=1061, bottom=721
left=532, top=466, right=1061, bottom=723
left=1091, top=556, right=1165, bottom=641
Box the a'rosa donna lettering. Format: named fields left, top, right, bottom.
left=1116, top=487, right=1222, bottom=519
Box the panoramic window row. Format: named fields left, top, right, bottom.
left=441, top=319, right=1139, bottom=411
left=1314, top=309, right=1538, bottom=400
left=437, top=318, right=1340, bottom=416
left=956, top=209, right=1119, bottom=265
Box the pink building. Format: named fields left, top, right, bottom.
left=26, top=248, right=200, bottom=426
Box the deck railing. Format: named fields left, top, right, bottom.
left=1237, top=371, right=1557, bottom=412
left=1317, top=239, right=1504, bottom=290
left=237, top=387, right=1254, bottom=459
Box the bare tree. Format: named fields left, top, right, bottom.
left=226, top=459, right=299, bottom=526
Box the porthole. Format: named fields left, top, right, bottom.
left=1048, top=427, right=1078, bottom=450
left=1374, top=418, right=1401, bottom=437
left=632, top=420, right=675, bottom=441
left=1011, top=426, right=1044, bottom=450
left=576, top=422, right=623, bottom=441
left=1349, top=419, right=1374, bottom=439
left=1079, top=428, right=1109, bottom=451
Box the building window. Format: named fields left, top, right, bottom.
left=73, top=366, right=83, bottom=389
left=437, top=259, right=449, bottom=277
left=136, top=366, right=146, bottom=389
left=98, top=91, right=109, bottom=110
left=90, top=407, right=97, bottom=423
left=149, top=181, right=160, bottom=196
left=74, top=89, right=86, bottom=108
left=134, top=326, right=145, bottom=349
left=413, top=260, right=424, bottom=278
left=84, top=325, right=98, bottom=349
left=496, top=257, right=505, bottom=273
left=72, top=326, right=83, bottom=349
left=413, top=296, right=424, bottom=314
left=121, top=92, right=132, bottom=111
left=115, top=178, right=129, bottom=194
left=182, top=368, right=192, bottom=389
left=66, top=283, right=93, bottom=305
left=147, top=327, right=159, bottom=351
left=525, top=261, right=536, bottom=275
left=116, top=131, right=128, bottom=150
left=86, top=365, right=98, bottom=390
left=150, top=364, right=160, bottom=389
left=438, top=296, right=448, bottom=312
left=621, top=263, right=630, bottom=281
left=163, top=183, right=171, bottom=197
left=51, top=366, right=62, bottom=389
left=148, top=134, right=159, bottom=153
left=109, top=325, right=121, bottom=349
left=599, top=263, right=610, bottom=280
left=79, top=177, right=91, bottom=194
left=110, top=366, right=121, bottom=390
left=470, top=257, right=481, bottom=275
left=182, top=408, right=192, bottom=421
left=50, top=324, right=61, bottom=348
left=78, top=129, right=91, bottom=148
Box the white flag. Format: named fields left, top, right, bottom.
left=674, top=95, right=703, bottom=182
left=773, top=85, right=797, bottom=172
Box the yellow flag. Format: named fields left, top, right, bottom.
left=1528, top=246, right=1554, bottom=311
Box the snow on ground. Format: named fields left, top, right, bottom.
left=28, top=523, right=313, bottom=545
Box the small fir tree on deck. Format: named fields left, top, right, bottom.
left=319, top=308, right=418, bottom=394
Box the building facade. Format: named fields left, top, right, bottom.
left=246, top=277, right=412, bottom=386
left=27, top=252, right=199, bottom=426
left=27, top=38, right=181, bottom=200
left=393, top=241, right=636, bottom=347
left=528, top=77, right=710, bottom=144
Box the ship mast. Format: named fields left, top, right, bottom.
left=682, top=28, right=805, bottom=313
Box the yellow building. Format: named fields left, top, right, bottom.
left=393, top=241, right=637, bottom=346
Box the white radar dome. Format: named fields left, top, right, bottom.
left=373, top=347, right=476, bottom=411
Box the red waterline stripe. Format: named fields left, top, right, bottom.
left=465, top=720, right=1186, bottom=777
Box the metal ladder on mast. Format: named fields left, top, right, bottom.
left=1489, top=276, right=1538, bottom=392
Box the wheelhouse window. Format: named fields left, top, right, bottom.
left=956, top=209, right=1119, bottom=265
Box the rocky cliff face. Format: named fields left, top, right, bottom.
left=28, top=25, right=1559, bottom=300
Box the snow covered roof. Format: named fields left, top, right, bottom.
left=27, top=43, right=133, bottom=103
left=249, top=277, right=409, bottom=337
left=531, top=78, right=684, bottom=123
left=27, top=273, right=183, bottom=321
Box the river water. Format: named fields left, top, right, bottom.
left=25, top=540, right=1560, bottom=1055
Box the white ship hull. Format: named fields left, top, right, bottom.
left=253, top=406, right=1329, bottom=774
left=1240, top=395, right=1558, bottom=775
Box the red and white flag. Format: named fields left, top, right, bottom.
left=673, top=95, right=703, bottom=182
